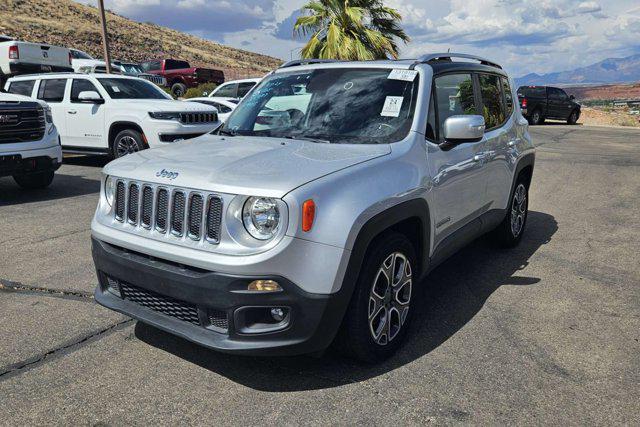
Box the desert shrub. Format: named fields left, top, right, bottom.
left=184, top=82, right=218, bottom=99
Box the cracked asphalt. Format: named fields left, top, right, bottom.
left=0, top=125, right=639, bottom=425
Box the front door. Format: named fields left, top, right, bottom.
left=426, top=72, right=489, bottom=248
left=65, top=79, right=105, bottom=148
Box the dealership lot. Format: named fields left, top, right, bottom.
left=0, top=126, right=638, bottom=424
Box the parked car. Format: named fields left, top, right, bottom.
left=0, top=35, right=72, bottom=87
left=90, top=54, right=535, bottom=362
left=140, top=58, right=225, bottom=98
left=69, top=48, right=123, bottom=74
left=0, top=92, right=62, bottom=189
left=76, top=63, right=123, bottom=74
left=185, top=97, right=238, bottom=122
left=5, top=73, right=220, bottom=159
left=206, top=77, right=261, bottom=100
left=517, top=85, right=581, bottom=125
left=112, top=60, right=167, bottom=87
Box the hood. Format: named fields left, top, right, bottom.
left=109, top=99, right=217, bottom=112
left=104, top=135, right=391, bottom=197
left=0, top=92, right=46, bottom=107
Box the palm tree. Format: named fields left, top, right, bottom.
left=293, top=0, right=409, bottom=61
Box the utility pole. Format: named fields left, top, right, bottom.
left=98, top=0, right=112, bottom=73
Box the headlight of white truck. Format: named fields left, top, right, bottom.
left=104, top=175, right=117, bottom=206
left=242, top=197, right=281, bottom=240
left=43, top=105, right=53, bottom=124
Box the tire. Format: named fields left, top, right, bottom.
left=111, top=129, right=145, bottom=159
left=171, top=82, right=187, bottom=98
left=492, top=177, right=529, bottom=247
left=567, top=109, right=579, bottom=125
left=336, top=232, right=416, bottom=363
left=530, top=109, right=544, bottom=125
left=13, top=171, right=54, bottom=189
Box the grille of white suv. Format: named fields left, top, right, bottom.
left=114, top=180, right=223, bottom=244
left=179, top=112, right=217, bottom=124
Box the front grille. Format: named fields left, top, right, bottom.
left=113, top=179, right=223, bottom=246
left=140, top=74, right=165, bottom=86
left=0, top=104, right=46, bottom=144
left=179, top=112, right=217, bottom=124
left=119, top=281, right=200, bottom=326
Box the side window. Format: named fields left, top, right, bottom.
left=214, top=83, right=237, bottom=98
left=426, top=92, right=437, bottom=141
left=478, top=74, right=506, bottom=130
left=237, top=82, right=255, bottom=98
left=37, top=79, right=67, bottom=103
left=70, top=79, right=102, bottom=102
left=557, top=89, right=568, bottom=101
left=433, top=73, right=477, bottom=142
left=549, top=87, right=565, bottom=100
left=501, top=77, right=514, bottom=117
left=8, top=80, right=36, bottom=97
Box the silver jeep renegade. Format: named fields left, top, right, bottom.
left=92, top=53, right=534, bottom=362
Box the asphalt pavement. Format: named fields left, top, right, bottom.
left=0, top=125, right=638, bottom=425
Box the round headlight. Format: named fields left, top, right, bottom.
left=104, top=175, right=116, bottom=207
left=242, top=197, right=280, bottom=240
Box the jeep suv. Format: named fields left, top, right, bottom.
left=91, top=54, right=535, bottom=362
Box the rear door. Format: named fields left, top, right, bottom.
left=65, top=78, right=106, bottom=149
left=427, top=72, right=489, bottom=248
left=35, top=78, right=68, bottom=140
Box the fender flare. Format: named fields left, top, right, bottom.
left=509, top=152, right=536, bottom=198
left=108, top=121, right=147, bottom=149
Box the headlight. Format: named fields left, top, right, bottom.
left=104, top=175, right=117, bottom=207
left=242, top=197, right=281, bottom=240
left=148, top=111, right=181, bottom=120
left=44, top=105, right=53, bottom=123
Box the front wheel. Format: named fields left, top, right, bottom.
left=13, top=171, right=54, bottom=189
left=336, top=232, right=416, bottom=363
left=112, top=129, right=145, bottom=159
left=567, top=109, right=579, bottom=125
left=492, top=180, right=529, bottom=247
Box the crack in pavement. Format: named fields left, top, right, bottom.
left=0, top=279, right=95, bottom=303
left=0, top=319, right=134, bottom=382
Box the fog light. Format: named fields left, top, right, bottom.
left=270, top=307, right=285, bottom=322
left=106, top=276, right=121, bottom=298
left=247, top=280, right=281, bottom=292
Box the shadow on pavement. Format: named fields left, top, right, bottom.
left=135, top=211, right=558, bottom=391
left=63, top=155, right=111, bottom=168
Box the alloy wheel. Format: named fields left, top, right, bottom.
left=368, top=252, right=412, bottom=346
left=510, top=183, right=527, bottom=237
left=116, top=136, right=140, bottom=157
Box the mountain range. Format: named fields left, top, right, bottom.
left=516, top=54, right=640, bottom=87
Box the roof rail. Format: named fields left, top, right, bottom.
left=279, top=59, right=342, bottom=68
left=412, top=53, right=502, bottom=69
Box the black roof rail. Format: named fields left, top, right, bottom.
left=412, top=53, right=502, bottom=69
left=279, top=59, right=342, bottom=68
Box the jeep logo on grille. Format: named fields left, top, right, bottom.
left=156, top=169, right=179, bottom=180
left=0, top=114, right=18, bottom=124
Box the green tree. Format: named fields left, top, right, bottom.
left=293, top=0, right=410, bottom=61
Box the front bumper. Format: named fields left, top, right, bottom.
left=145, top=120, right=219, bottom=147
left=0, top=143, right=62, bottom=178
left=92, top=237, right=347, bottom=355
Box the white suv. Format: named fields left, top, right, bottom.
left=5, top=73, right=220, bottom=158
left=0, top=92, right=62, bottom=189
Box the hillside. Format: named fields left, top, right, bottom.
left=0, top=0, right=282, bottom=80
left=516, top=54, right=640, bottom=87
left=563, top=83, right=640, bottom=102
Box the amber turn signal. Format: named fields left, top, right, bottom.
left=302, top=199, right=315, bottom=232
left=247, top=280, right=281, bottom=292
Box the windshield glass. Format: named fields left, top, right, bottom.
left=98, top=78, right=170, bottom=99
left=222, top=68, right=419, bottom=144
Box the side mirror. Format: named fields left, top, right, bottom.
left=442, top=115, right=485, bottom=146
left=569, top=94, right=575, bottom=100
left=78, top=91, right=104, bottom=104
left=202, top=91, right=208, bottom=96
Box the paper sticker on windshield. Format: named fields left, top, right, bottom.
left=112, top=86, right=121, bottom=93
left=388, top=69, right=418, bottom=82
left=381, top=96, right=404, bottom=117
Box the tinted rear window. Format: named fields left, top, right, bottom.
left=8, top=80, right=36, bottom=97
left=517, top=86, right=546, bottom=97
left=37, top=79, right=67, bottom=103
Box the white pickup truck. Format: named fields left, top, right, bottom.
left=0, top=36, right=73, bottom=87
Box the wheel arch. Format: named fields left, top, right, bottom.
left=510, top=153, right=535, bottom=198
left=108, top=121, right=147, bottom=150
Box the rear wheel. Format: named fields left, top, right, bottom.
left=567, top=109, right=579, bottom=125
left=13, top=171, right=54, bottom=189
left=530, top=109, right=544, bottom=125
left=336, top=232, right=416, bottom=363
left=171, top=82, right=187, bottom=98
left=112, top=129, right=145, bottom=159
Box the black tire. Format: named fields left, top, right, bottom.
left=13, top=171, right=54, bottom=189
left=336, top=232, right=417, bottom=363
left=171, top=82, right=187, bottom=98
left=111, top=129, right=145, bottom=159
left=530, top=109, right=544, bottom=125
left=567, top=109, right=579, bottom=125
left=492, top=176, right=529, bottom=247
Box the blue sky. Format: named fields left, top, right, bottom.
left=76, top=0, right=640, bottom=76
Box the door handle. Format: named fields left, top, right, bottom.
left=507, top=141, right=516, bottom=148
left=473, top=153, right=487, bottom=162
left=68, top=110, right=77, bottom=115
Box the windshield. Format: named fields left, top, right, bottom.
left=120, top=63, right=143, bottom=74
left=71, top=50, right=93, bottom=60
left=222, top=68, right=419, bottom=144
left=98, top=78, right=170, bottom=99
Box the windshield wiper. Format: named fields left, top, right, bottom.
left=218, top=128, right=236, bottom=136
left=285, top=135, right=331, bottom=144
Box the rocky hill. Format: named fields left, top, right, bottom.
left=0, top=0, right=282, bottom=80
